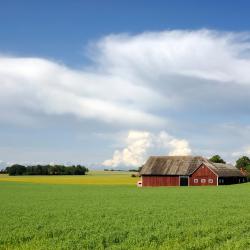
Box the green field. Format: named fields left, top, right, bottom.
left=0, top=174, right=250, bottom=250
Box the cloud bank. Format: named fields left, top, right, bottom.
left=1, top=30, right=250, bottom=128
left=1, top=29, right=250, bottom=164
left=0, top=57, right=164, bottom=127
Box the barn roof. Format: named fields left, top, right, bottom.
left=140, top=156, right=245, bottom=177
left=211, top=163, right=245, bottom=177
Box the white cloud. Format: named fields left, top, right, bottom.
left=232, top=146, right=250, bottom=158
left=102, top=131, right=153, bottom=167
left=157, top=131, right=191, bottom=156
left=1, top=30, right=250, bottom=129
left=103, top=130, right=191, bottom=168
left=168, top=139, right=192, bottom=156
left=1, top=30, right=250, bottom=163
left=0, top=57, right=165, bottom=127
left=94, top=30, right=250, bottom=84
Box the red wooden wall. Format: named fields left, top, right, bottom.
left=189, top=164, right=217, bottom=186
left=142, top=176, right=179, bottom=186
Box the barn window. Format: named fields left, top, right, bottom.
left=208, top=179, right=213, bottom=184
left=201, top=179, right=206, bottom=183
left=194, top=179, right=198, bottom=183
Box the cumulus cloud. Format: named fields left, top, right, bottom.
left=102, top=130, right=191, bottom=167
left=102, top=131, right=153, bottom=167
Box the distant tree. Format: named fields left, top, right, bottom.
left=209, top=155, right=226, bottom=164
left=245, top=165, right=250, bottom=175
left=236, top=156, right=250, bottom=171
left=7, top=164, right=26, bottom=176
left=74, top=165, right=86, bottom=175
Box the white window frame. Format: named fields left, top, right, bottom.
left=194, top=179, right=198, bottom=183
left=201, top=179, right=206, bottom=183
left=208, top=179, right=213, bottom=184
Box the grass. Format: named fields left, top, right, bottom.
left=0, top=175, right=250, bottom=249
left=0, top=171, right=139, bottom=185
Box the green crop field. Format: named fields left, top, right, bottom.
left=0, top=174, right=250, bottom=250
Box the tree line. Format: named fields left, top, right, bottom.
left=5, top=164, right=89, bottom=176
left=2, top=155, right=250, bottom=177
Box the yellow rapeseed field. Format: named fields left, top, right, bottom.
left=0, top=171, right=140, bottom=185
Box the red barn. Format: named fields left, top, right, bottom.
left=140, top=156, right=247, bottom=187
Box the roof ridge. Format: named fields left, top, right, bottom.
left=149, top=155, right=204, bottom=158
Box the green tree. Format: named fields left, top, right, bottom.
left=209, top=155, right=226, bottom=164
left=7, top=164, right=26, bottom=176
left=236, top=156, right=250, bottom=170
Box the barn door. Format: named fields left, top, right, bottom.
left=180, top=176, right=189, bottom=186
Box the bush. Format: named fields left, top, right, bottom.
left=131, top=174, right=138, bottom=178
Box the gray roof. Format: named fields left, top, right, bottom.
left=211, top=163, right=245, bottom=177
left=140, top=156, right=245, bottom=177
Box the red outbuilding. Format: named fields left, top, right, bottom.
left=140, top=156, right=247, bottom=187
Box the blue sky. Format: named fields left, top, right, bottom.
left=1, top=0, right=250, bottom=66
left=1, top=1, right=250, bottom=168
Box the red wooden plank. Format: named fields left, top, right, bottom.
left=142, top=176, right=179, bottom=186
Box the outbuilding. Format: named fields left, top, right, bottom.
left=139, top=156, right=247, bottom=187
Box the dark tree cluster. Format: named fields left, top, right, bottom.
left=6, top=164, right=88, bottom=176
left=235, top=156, right=250, bottom=181
left=235, top=156, right=250, bottom=171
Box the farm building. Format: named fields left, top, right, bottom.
left=139, top=156, right=247, bottom=187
